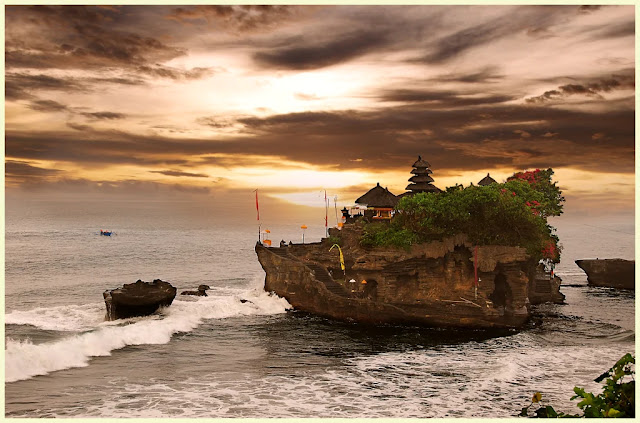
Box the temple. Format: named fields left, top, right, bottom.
left=254, top=155, right=565, bottom=329
left=403, top=155, right=441, bottom=195
left=478, top=173, right=497, bottom=186
left=354, top=182, right=399, bottom=221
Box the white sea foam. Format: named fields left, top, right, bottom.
left=5, top=303, right=107, bottom=331
left=5, top=288, right=290, bottom=383
left=61, top=340, right=631, bottom=418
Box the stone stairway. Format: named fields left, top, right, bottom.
left=534, top=270, right=552, bottom=293
left=305, top=263, right=350, bottom=297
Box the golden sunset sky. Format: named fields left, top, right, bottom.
left=4, top=5, right=635, bottom=218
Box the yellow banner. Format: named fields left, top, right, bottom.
left=329, top=244, right=345, bottom=271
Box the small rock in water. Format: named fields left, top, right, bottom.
left=181, top=284, right=210, bottom=296
left=103, top=279, right=177, bottom=321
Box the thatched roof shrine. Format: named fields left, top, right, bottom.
left=355, top=183, right=399, bottom=208
left=478, top=173, right=497, bottom=186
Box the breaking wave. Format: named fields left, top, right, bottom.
left=5, top=285, right=290, bottom=383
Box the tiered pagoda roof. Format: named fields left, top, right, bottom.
left=404, top=155, right=441, bottom=195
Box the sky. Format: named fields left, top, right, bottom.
left=4, top=5, right=636, bottom=219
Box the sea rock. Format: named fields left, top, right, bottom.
left=181, top=284, right=210, bottom=296
left=103, top=279, right=177, bottom=320
left=575, top=259, right=635, bottom=290
left=255, top=225, right=561, bottom=329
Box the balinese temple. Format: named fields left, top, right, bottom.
left=355, top=182, right=399, bottom=220
left=478, top=173, right=497, bottom=186
left=403, top=155, right=441, bottom=196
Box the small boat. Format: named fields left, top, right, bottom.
left=100, top=230, right=113, bottom=236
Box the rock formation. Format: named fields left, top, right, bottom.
left=103, top=279, right=177, bottom=320
left=256, top=224, right=564, bottom=329
left=528, top=264, right=565, bottom=305
left=575, top=259, right=635, bottom=290
left=181, top=284, right=210, bottom=296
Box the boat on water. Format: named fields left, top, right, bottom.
left=100, top=230, right=113, bottom=236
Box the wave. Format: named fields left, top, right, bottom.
left=5, top=283, right=290, bottom=383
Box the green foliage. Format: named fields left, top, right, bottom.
left=359, top=169, right=564, bottom=262
left=506, top=168, right=565, bottom=217
left=326, top=235, right=342, bottom=246
left=520, top=354, right=635, bottom=418
left=360, top=222, right=418, bottom=250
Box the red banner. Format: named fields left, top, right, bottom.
left=255, top=189, right=260, bottom=221
left=474, top=245, right=479, bottom=287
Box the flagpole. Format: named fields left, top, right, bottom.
left=324, top=189, right=328, bottom=237
left=255, top=189, right=260, bottom=242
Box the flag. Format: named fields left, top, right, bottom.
left=324, top=190, right=328, bottom=229
left=474, top=245, right=479, bottom=287
left=329, top=244, right=345, bottom=271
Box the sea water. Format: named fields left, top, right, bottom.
left=4, top=199, right=635, bottom=417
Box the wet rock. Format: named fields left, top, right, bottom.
left=103, top=279, right=177, bottom=320
left=575, top=259, right=635, bottom=290
left=181, top=284, right=210, bottom=296
left=255, top=225, right=545, bottom=329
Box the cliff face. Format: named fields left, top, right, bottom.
left=256, top=225, right=563, bottom=329
left=575, top=259, right=635, bottom=290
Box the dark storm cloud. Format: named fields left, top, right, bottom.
left=150, top=170, right=210, bottom=178
left=253, top=30, right=389, bottom=70
left=526, top=69, right=635, bottom=103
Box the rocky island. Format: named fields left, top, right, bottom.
left=256, top=157, right=566, bottom=329
left=575, top=259, right=635, bottom=290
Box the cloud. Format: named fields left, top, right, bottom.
left=80, top=111, right=127, bottom=120
left=429, top=67, right=504, bottom=84
left=150, top=170, right=210, bottom=178
left=5, top=72, right=147, bottom=100
left=28, top=99, right=69, bottom=112
left=6, top=97, right=634, bottom=178
left=526, top=69, right=635, bottom=103
left=5, top=160, right=64, bottom=181
left=166, top=5, right=296, bottom=32
left=513, top=130, right=531, bottom=138
left=377, top=89, right=513, bottom=107
left=253, top=30, right=390, bottom=70
left=5, top=5, right=187, bottom=77
left=578, top=5, right=601, bottom=13
left=136, top=65, right=215, bottom=80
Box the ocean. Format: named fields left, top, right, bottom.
left=4, top=198, right=635, bottom=417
